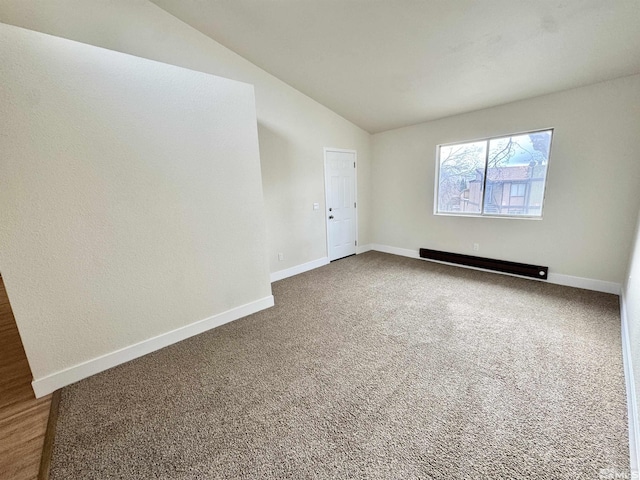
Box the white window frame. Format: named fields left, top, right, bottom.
left=433, top=128, right=554, bottom=220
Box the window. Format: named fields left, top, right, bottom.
left=435, top=129, right=553, bottom=218
left=510, top=183, right=526, bottom=197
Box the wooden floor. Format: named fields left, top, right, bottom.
left=0, top=277, right=51, bottom=480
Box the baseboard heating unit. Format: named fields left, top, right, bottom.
left=419, top=248, right=548, bottom=280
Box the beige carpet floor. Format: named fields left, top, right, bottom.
left=50, top=252, right=629, bottom=479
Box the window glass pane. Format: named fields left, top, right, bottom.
left=437, top=141, right=487, bottom=214
left=483, top=130, right=552, bottom=216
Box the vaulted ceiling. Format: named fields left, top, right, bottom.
left=151, top=0, right=640, bottom=133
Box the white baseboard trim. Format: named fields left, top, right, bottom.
left=620, top=291, right=640, bottom=474
left=369, top=244, right=622, bottom=295
left=547, top=273, right=621, bottom=295
left=356, top=244, right=372, bottom=255
left=31, top=295, right=275, bottom=398
left=270, top=249, right=374, bottom=283
left=270, top=257, right=329, bottom=283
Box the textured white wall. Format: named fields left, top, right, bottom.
left=0, top=23, right=271, bottom=382
left=372, top=74, right=640, bottom=283
left=0, top=0, right=372, bottom=273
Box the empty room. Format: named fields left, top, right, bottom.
left=1, top=1, right=639, bottom=479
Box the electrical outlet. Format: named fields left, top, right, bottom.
left=473, top=243, right=480, bottom=252
left=278, top=252, right=284, bottom=261
left=313, top=202, right=319, bottom=210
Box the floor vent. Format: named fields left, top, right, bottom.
left=419, top=248, right=548, bottom=280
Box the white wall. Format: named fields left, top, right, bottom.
left=372, top=74, right=640, bottom=284
left=0, top=0, right=372, bottom=274
left=624, top=208, right=640, bottom=432
left=2, top=0, right=639, bottom=404
left=0, top=23, right=272, bottom=394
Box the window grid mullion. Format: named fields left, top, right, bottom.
left=479, top=140, right=490, bottom=215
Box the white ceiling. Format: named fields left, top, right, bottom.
left=151, top=0, right=640, bottom=133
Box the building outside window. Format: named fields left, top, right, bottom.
left=436, top=129, right=553, bottom=218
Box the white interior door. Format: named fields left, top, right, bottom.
left=325, top=149, right=357, bottom=261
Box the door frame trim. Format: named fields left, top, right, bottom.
left=323, top=147, right=358, bottom=261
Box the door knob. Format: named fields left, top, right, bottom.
left=329, top=208, right=332, bottom=211
left=329, top=215, right=334, bottom=219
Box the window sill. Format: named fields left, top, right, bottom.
left=433, top=212, right=543, bottom=220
